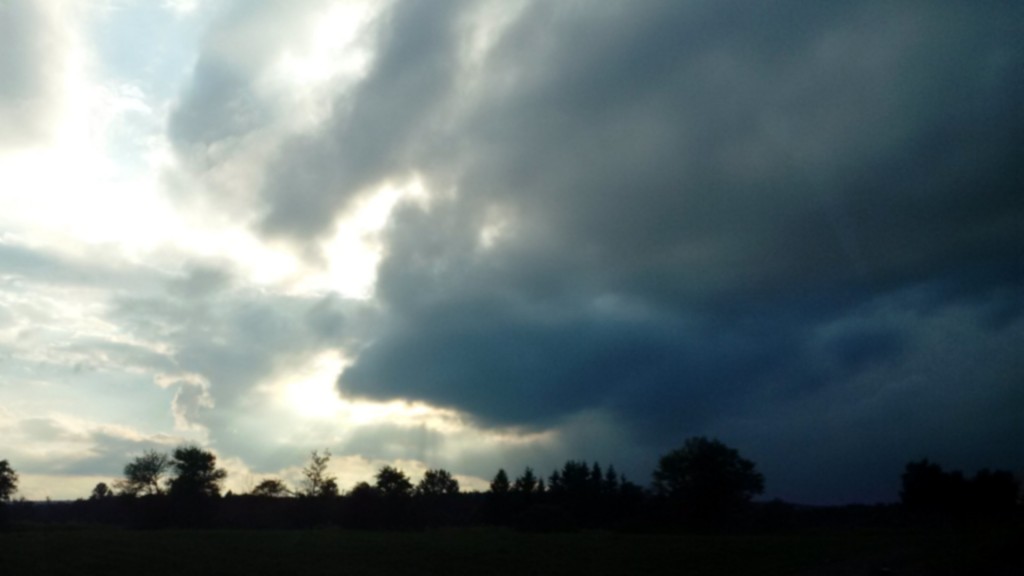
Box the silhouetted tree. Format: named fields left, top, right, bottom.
left=416, top=469, right=459, bottom=497
left=653, top=437, right=764, bottom=528
left=900, top=459, right=951, bottom=517
left=250, top=478, right=290, bottom=497
left=89, top=482, right=113, bottom=500
left=374, top=466, right=414, bottom=528
left=0, top=460, right=14, bottom=528
left=490, top=469, right=510, bottom=494
left=901, top=459, right=1020, bottom=524
left=589, top=462, right=603, bottom=492
left=300, top=450, right=339, bottom=498
left=168, top=445, right=227, bottom=498
left=162, top=445, right=226, bottom=527
left=117, top=450, right=170, bottom=496
left=602, top=465, right=620, bottom=495
left=0, top=460, right=17, bottom=502
left=547, top=468, right=560, bottom=487
left=970, top=468, right=1019, bottom=521
left=413, top=469, right=459, bottom=527
left=544, top=461, right=603, bottom=526
left=615, top=475, right=646, bottom=518
left=550, top=460, right=592, bottom=496
left=483, top=469, right=512, bottom=524
left=375, top=466, right=413, bottom=499
left=346, top=481, right=382, bottom=529
left=350, top=481, right=378, bottom=498
left=512, top=467, right=539, bottom=494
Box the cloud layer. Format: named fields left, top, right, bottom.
left=1, top=0, right=1021, bottom=503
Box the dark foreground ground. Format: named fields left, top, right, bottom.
left=0, top=525, right=1020, bottom=576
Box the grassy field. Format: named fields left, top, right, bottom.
left=0, top=525, right=1020, bottom=575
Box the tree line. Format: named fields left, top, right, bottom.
left=2, top=438, right=1020, bottom=531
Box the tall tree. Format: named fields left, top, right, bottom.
left=512, top=467, right=539, bottom=494
left=653, top=437, right=764, bottom=527
left=550, top=461, right=591, bottom=495
left=548, top=470, right=562, bottom=492
left=118, top=450, right=170, bottom=496
left=300, top=450, right=339, bottom=498
left=416, top=469, right=459, bottom=497
left=900, top=459, right=949, bottom=515
left=490, top=469, right=510, bottom=494
left=168, top=445, right=227, bottom=498
left=485, top=468, right=512, bottom=524
left=603, top=465, right=620, bottom=495
left=0, top=460, right=17, bottom=502
left=589, top=462, right=604, bottom=493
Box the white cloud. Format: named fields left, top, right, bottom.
left=162, top=0, right=201, bottom=17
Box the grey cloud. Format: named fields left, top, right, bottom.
left=0, top=302, right=13, bottom=328
left=258, top=0, right=465, bottom=240
left=168, top=54, right=271, bottom=159
left=304, top=293, right=350, bottom=343
left=0, top=241, right=359, bottom=476
left=1, top=415, right=180, bottom=477
left=65, top=430, right=181, bottom=477
left=18, top=417, right=82, bottom=444
left=170, top=378, right=213, bottom=431
left=0, top=0, right=69, bottom=148
left=165, top=260, right=236, bottom=299
left=107, top=281, right=360, bottom=465
left=59, top=338, right=177, bottom=374
left=0, top=240, right=165, bottom=293
left=337, top=423, right=447, bottom=465
left=112, top=289, right=343, bottom=397
left=166, top=0, right=351, bottom=186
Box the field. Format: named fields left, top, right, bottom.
left=0, top=525, right=1020, bottom=575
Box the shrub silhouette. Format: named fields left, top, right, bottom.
left=901, top=459, right=1020, bottom=524
left=0, top=460, right=16, bottom=503
left=250, top=478, right=290, bottom=497
left=0, top=459, right=16, bottom=528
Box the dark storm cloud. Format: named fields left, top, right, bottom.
left=170, top=0, right=1024, bottom=501
left=344, top=295, right=806, bottom=430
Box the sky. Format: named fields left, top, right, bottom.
left=0, top=0, right=1021, bottom=504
